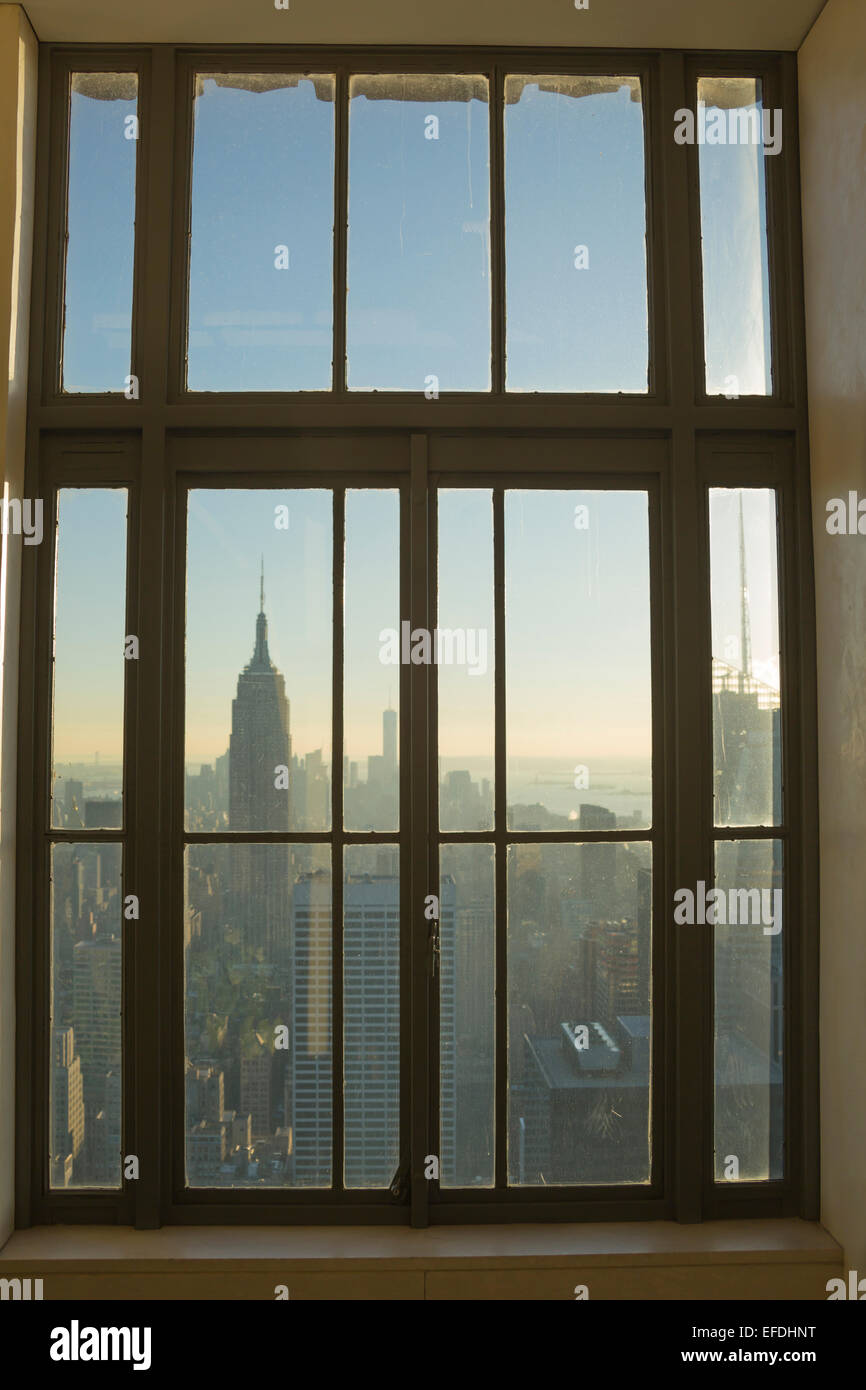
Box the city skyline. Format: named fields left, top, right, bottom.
left=49, top=503, right=783, bottom=1188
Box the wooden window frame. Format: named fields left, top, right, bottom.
left=16, top=45, right=818, bottom=1230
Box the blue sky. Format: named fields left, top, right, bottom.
left=55, top=74, right=778, bottom=771
left=62, top=72, right=771, bottom=398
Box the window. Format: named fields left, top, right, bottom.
left=504, top=76, right=649, bottom=392
left=696, top=78, right=773, bottom=398
left=187, top=74, right=336, bottom=391
left=19, top=47, right=817, bottom=1228
left=61, top=73, right=138, bottom=394
left=347, top=74, right=491, bottom=392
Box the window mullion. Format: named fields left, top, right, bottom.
left=331, top=488, right=345, bottom=1191
left=333, top=67, right=349, bottom=395
left=659, top=50, right=711, bottom=1222
left=408, top=436, right=431, bottom=1226
left=492, top=486, right=507, bottom=1194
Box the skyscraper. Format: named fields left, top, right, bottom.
left=290, top=869, right=333, bottom=1186
left=72, top=935, right=122, bottom=1084
left=382, top=706, right=397, bottom=783
left=228, top=572, right=291, bottom=955
left=437, top=875, right=459, bottom=1181
left=230, top=569, right=291, bottom=829
left=290, top=866, right=400, bottom=1189
left=240, top=1034, right=273, bottom=1140
left=51, top=1026, right=85, bottom=1187
left=344, top=868, right=400, bottom=1188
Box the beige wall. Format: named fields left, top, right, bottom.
left=0, top=2, right=37, bottom=1249
left=0, top=0, right=861, bottom=1279
left=799, top=0, right=866, bottom=1277
left=8, top=0, right=826, bottom=50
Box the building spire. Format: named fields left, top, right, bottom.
left=252, top=558, right=271, bottom=669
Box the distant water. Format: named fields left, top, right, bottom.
left=439, top=755, right=653, bottom=825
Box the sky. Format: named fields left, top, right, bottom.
left=53, top=488, right=127, bottom=766
left=54, top=73, right=777, bottom=770
left=698, top=78, right=772, bottom=396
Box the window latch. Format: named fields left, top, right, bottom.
left=389, top=1159, right=410, bottom=1201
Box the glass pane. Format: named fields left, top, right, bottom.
left=508, top=843, right=652, bottom=1185
left=188, top=74, right=335, bottom=391
left=438, top=489, right=494, bottom=830
left=505, top=490, right=652, bottom=831
left=714, top=839, right=784, bottom=1181
left=710, top=488, right=781, bottom=826
left=185, top=490, right=332, bottom=833
left=504, top=76, right=648, bottom=393
left=343, top=844, right=400, bottom=1189
left=440, top=843, right=495, bottom=1187
left=697, top=77, right=773, bottom=397
left=51, top=489, right=128, bottom=829
left=185, top=843, right=331, bottom=1187
left=63, top=73, right=138, bottom=393
left=347, top=75, right=490, bottom=391
left=344, top=490, right=400, bottom=831
left=50, top=843, right=123, bottom=1188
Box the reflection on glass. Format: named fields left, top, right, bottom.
left=343, top=844, right=400, bottom=1189
left=710, top=488, right=781, bottom=826
left=63, top=73, right=138, bottom=393
left=344, top=490, right=400, bottom=830
left=714, top=839, right=784, bottom=1181
left=698, top=77, right=772, bottom=396
left=185, top=843, right=331, bottom=1187
left=348, top=75, right=490, bottom=391
left=505, top=490, right=652, bottom=831
left=508, top=842, right=652, bottom=1185
left=185, top=490, right=332, bottom=833
left=504, top=76, right=648, bottom=392
left=51, top=489, right=128, bottom=830
left=188, top=74, right=335, bottom=390
left=440, top=843, right=495, bottom=1187
left=50, top=843, right=123, bottom=1188
left=438, top=489, right=494, bottom=830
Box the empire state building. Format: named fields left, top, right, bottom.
left=228, top=571, right=291, bottom=954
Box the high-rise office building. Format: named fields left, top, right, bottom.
left=520, top=1016, right=651, bottom=1185
left=240, top=1034, right=273, bottom=1140
left=186, top=1062, right=225, bottom=1126
left=228, top=577, right=291, bottom=955
left=84, top=798, right=122, bottom=829
left=72, top=935, right=122, bottom=1084
left=344, top=870, right=400, bottom=1188
left=290, top=867, right=400, bottom=1189
left=50, top=1026, right=85, bottom=1186
left=86, top=1068, right=122, bottom=1186
left=712, top=502, right=783, bottom=1179
left=383, top=707, right=397, bottom=782
left=71, top=934, right=122, bottom=1183
left=229, top=574, right=291, bottom=830
left=437, top=875, right=460, bottom=1183
left=290, top=869, right=333, bottom=1186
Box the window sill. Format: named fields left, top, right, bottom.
left=0, top=1219, right=841, bottom=1299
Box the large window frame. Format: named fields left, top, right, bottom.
left=16, top=44, right=818, bottom=1229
